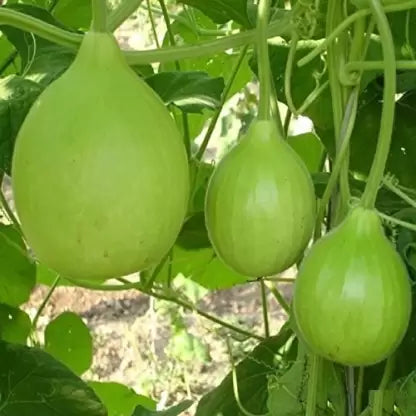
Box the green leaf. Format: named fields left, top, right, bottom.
left=132, top=401, right=193, bottom=416
left=0, top=224, right=36, bottom=307
left=287, top=132, right=325, bottom=173
left=146, top=71, right=224, bottom=113
left=177, top=213, right=210, bottom=250
left=395, top=372, right=416, bottom=414
left=52, top=0, right=92, bottom=30
left=179, top=0, right=254, bottom=27
left=0, top=303, right=31, bottom=344
left=88, top=382, right=156, bottom=416
left=167, top=328, right=210, bottom=363
left=44, top=311, right=93, bottom=375
left=0, top=75, right=42, bottom=174
left=0, top=340, right=106, bottom=416
left=189, top=161, right=214, bottom=214
left=196, top=325, right=293, bottom=416
left=388, top=9, right=416, bottom=60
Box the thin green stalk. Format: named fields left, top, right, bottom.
left=297, top=0, right=416, bottom=67
left=260, top=280, right=270, bottom=338
left=314, top=88, right=359, bottom=240
left=378, top=212, right=416, bottom=232
left=107, top=0, right=144, bottom=32
left=226, top=337, right=268, bottom=416
left=283, top=108, right=292, bottom=137
left=91, top=0, right=108, bottom=32
left=75, top=277, right=265, bottom=341
left=265, top=282, right=290, bottom=314
left=306, top=354, right=322, bottom=416
left=158, top=0, right=191, bottom=156
left=372, top=390, right=383, bottom=416
left=356, top=367, right=365, bottom=415
left=195, top=45, right=249, bottom=161
left=346, top=59, right=416, bottom=72
left=326, top=0, right=350, bottom=224
left=347, top=367, right=355, bottom=416
left=297, top=80, right=329, bottom=115
left=256, top=0, right=273, bottom=121
left=372, top=355, right=395, bottom=416
left=264, top=276, right=295, bottom=283
left=0, top=189, right=23, bottom=236
left=284, top=31, right=299, bottom=115
left=361, top=0, right=397, bottom=208
left=31, top=275, right=61, bottom=332
left=382, top=177, right=416, bottom=209
left=146, top=0, right=160, bottom=48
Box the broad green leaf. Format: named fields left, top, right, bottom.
left=177, top=213, right=210, bottom=250
left=0, top=35, right=19, bottom=77
left=145, top=71, right=224, bottom=113
left=36, top=262, right=73, bottom=287
left=0, top=303, right=31, bottom=344
left=288, top=132, right=325, bottom=173
left=0, top=340, right=106, bottom=416
left=395, top=372, right=416, bottom=414
left=394, top=208, right=416, bottom=278
left=388, top=9, right=416, bottom=60
left=0, top=224, right=36, bottom=307
left=179, top=0, right=253, bottom=27
left=196, top=325, right=293, bottom=416
left=132, top=401, right=193, bottom=416
left=52, top=0, right=92, bottom=30
left=44, top=311, right=93, bottom=375
left=188, top=161, right=214, bottom=214
left=0, top=75, right=42, bottom=174
left=88, top=382, right=156, bottom=416
left=347, top=93, right=416, bottom=189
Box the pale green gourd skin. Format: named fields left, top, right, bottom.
left=205, top=120, right=316, bottom=277
left=293, top=207, right=412, bottom=366
left=12, top=32, right=189, bottom=281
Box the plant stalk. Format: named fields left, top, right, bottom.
left=91, top=0, right=108, bottom=32
left=361, top=0, right=397, bottom=208
left=108, top=0, right=144, bottom=31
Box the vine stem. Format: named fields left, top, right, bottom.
left=256, top=0, right=272, bottom=121
left=314, top=88, right=359, bottom=240
left=382, top=177, right=416, bottom=209
left=146, top=0, right=160, bottom=48
left=284, top=31, right=299, bottom=115
left=0, top=188, right=23, bottom=236
left=91, top=0, right=108, bottom=32
left=306, top=354, right=322, bottom=416
left=265, top=282, right=290, bottom=314
left=346, top=59, right=416, bottom=72
left=71, top=277, right=265, bottom=341
left=158, top=0, right=191, bottom=157
left=107, top=0, right=144, bottom=32
left=373, top=355, right=395, bottom=416
left=195, top=45, right=249, bottom=161
left=361, top=0, right=397, bottom=209
left=377, top=212, right=416, bottom=233
left=260, top=280, right=270, bottom=338
left=31, top=275, right=61, bottom=333
left=297, top=0, right=416, bottom=67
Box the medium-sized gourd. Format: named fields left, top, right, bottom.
left=205, top=120, right=316, bottom=277
left=12, top=31, right=189, bottom=281
left=293, top=206, right=412, bottom=366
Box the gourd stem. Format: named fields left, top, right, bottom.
left=91, top=0, right=108, bottom=32
left=306, top=354, right=322, bottom=416
left=297, top=0, right=416, bottom=67
left=260, top=280, right=270, bottom=338
left=361, top=0, right=396, bottom=209
left=107, top=0, right=144, bottom=32
left=356, top=367, right=365, bottom=415
left=284, top=31, right=299, bottom=116
left=256, top=0, right=273, bottom=121
left=265, top=282, right=290, bottom=314
left=346, top=59, right=416, bottom=72
left=196, top=45, right=249, bottom=161
left=314, top=88, right=359, bottom=240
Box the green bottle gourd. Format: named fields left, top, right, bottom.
left=11, top=31, right=189, bottom=281
left=293, top=206, right=412, bottom=366
left=205, top=120, right=316, bottom=277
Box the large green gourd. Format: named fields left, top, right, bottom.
left=12, top=31, right=189, bottom=281
left=205, top=120, right=316, bottom=277
left=293, top=206, right=412, bottom=366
